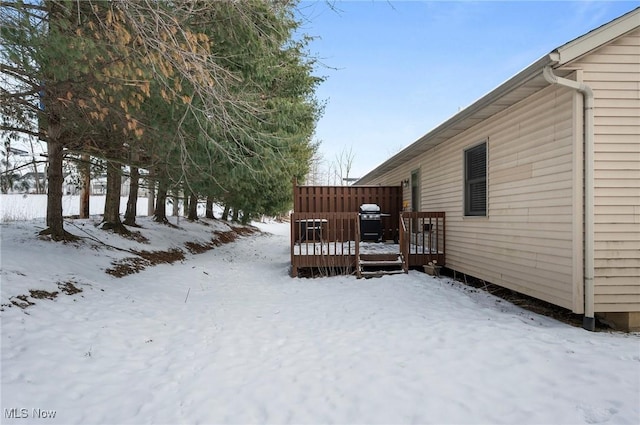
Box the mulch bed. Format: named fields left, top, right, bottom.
left=6, top=280, right=84, bottom=310
left=106, top=225, right=259, bottom=278
left=4, top=224, right=260, bottom=310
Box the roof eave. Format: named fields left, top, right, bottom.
left=355, top=7, right=640, bottom=186
left=356, top=53, right=556, bottom=184
left=555, top=7, right=640, bottom=65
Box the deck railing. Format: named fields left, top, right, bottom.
left=290, top=212, right=359, bottom=277
left=399, top=215, right=409, bottom=273
left=400, top=211, right=446, bottom=267
left=290, top=210, right=445, bottom=276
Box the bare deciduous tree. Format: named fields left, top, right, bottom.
left=334, top=145, right=355, bottom=185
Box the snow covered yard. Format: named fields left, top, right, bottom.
left=1, top=216, right=639, bottom=425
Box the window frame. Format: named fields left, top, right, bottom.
left=464, top=141, right=487, bottom=217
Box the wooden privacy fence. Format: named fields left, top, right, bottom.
left=293, top=184, right=402, bottom=241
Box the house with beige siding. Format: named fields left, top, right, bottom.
left=356, top=8, right=640, bottom=331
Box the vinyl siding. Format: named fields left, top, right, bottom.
left=367, top=85, right=580, bottom=311
left=364, top=27, right=639, bottom=315
left=570, top=28, right=640, bottom=313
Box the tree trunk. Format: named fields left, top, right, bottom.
left=187, top=192, right=198, bottom=221
left=79, top=153, right=90, bottom=218
left=42, top=138, right=67, bottom=240
left=221, top=204, right=230, bottom=221
left=101, top=160, right=126, bottom=233
left=123, top=166, right=139, bottom=226
left=172, top=189, right=180, bottom=216
left=231, top=208, right=239, bottom=222
left=205, top=196, right=215, bottom=219
left=154, top=179, right=168, bottom=223
left=27, top=137, right=43, bottom=194
left=39, top=1, right=78, bottom=241
left=147, top=174, right=155, bottom=217
left=183, top=192, right=189, bottom=217
left=32, top=156, right=42, bottom=194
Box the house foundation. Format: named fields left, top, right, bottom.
left=598, top=312, right=640, bottom=333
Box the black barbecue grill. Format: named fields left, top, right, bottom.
left=359, top=203, right=382, bottom=242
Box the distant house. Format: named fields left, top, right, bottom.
left=356, top=9, right=639, bottom=331
left=90, top=174, right=148, bottom=197
left=19, top=172, right=47, bottom=194
left=91, top=175, right=108, bottom=195
left=63, top=173, right=80, bottom=195
left=19, top=172, right=75, bottom=194
left=14, top=171, right=148, bottom=197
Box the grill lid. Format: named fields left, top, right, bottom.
left=359, top=203, right=381, bottom=213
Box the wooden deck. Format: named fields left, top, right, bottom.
left=290, top=211, right=445, bottom=277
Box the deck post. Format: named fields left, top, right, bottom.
left=355, top=214, right=361, bottom=278
left=290, top=212, right=297, bottom=277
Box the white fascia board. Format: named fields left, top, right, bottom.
left=555, top=8, right=640, bottom=65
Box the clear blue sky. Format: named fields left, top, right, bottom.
left=296, top=1, right=639, bottom=180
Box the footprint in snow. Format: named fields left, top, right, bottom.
left=577, top=404, right=618, bottom=424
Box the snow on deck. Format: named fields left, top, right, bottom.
left=293, top=241, right=442, bottom=256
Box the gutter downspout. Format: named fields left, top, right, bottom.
left=542, top=66, right=596, bottom=331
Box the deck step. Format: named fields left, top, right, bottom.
left=358, top=253, right=406, bottom=278
left=360, top=253, right=400, bottom=262
left=359, top=259, right=403, bottom=267
left=360, top=269, right=406, bottom=277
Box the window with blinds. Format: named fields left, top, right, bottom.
left=464, top=142, right=487, bottom=216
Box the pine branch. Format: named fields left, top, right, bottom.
left=0, top=125, right=43, bottom=140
